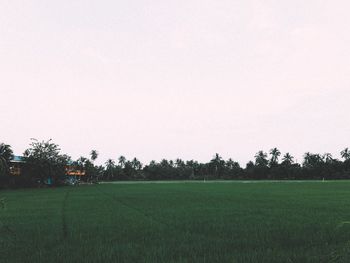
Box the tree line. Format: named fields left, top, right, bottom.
left=1, top=139, right=350, bottom=188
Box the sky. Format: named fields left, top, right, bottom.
left=1, top=0, right=350, bottom=166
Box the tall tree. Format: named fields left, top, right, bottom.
left=131, top=157, right=142, bottom=170
left=23, top=139, right=70, bottom=185
left=105, top=159, right=115, bottom=180
left=255, top=151, right=268, bottom=167
left=118, top=156, right=126, bottom=168
left=341, top=148, right=350, bottom=161
left=281, top=153, right=294, bottom=165
left=226, top=158, right=240, bottom=170
left=175, top=158, right=185, bottom=168
left=0, top=143, right=14, bottom=178
left=90, top=150, right=98, bottom=162
left=88, top=150, right=99, bottom=181
left=323, top=153, right=333, bottom=163
left=303, top=152, right=323, bottom=168
left=269, top=148, right=281, bottom=166
left=77, top=156, right=87, bottom=170
left=210, top=153, right=225, bottom=178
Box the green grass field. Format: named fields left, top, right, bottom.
left=2, top=181, right=350, bottom=262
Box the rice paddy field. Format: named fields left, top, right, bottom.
left=2, top=181, right=350, bottom=262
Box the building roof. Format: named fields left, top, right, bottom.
left=11, top=156, right=26, bottom=163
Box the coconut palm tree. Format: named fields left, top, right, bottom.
left=90, top=150, right=98, bottom=162
left=281, top=153, right=294, bottom=165
left=175, top=158, right=185, bottom=168
left=303, top=152, right=323, bottom=168
left=341, top=148, right=350, bottom=161
left=131, top=157, right=142, bottom=170
left=89, top=150, right=98, bottom=177
left=255, top=151, right=268, bottom=167
left=105, top=159, right=115, bottom=180
left=323, top=153, right=333, bottom=163
left=210, top=153, right=225, bottom=177
left=226, top=158, right=240, bottom=169
left=118, top=156, right=126, bottom=168
left=269, top=148, right=281, bottom=166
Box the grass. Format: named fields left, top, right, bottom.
left=2, top=181, right=350, bottom=262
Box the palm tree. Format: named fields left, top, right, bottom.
left=210, top=153, right=225, bottom=177
left=131, top=157, right=142, bottom=170
left=269, top=148, right=281, bottom=166
left=76, top=157, right=88, bottom=175
left=255, top=151, right=268, bottom=167
left=226, top=158, right=240, bottom=169
left=303, top=152, right=323, bottom=168
left=175, top=158, right=185, bottom=168
left=341, top=148, right=350, bottom=161
left=186, top=160, right=198, bottom=178
left=105, top=159, right=115, bottom=180
left=90, top=150, right=98, bottom=162
left=160, top=159, right=170, bottom=167
left=118, top=156, right=126, bottom=168
left=323, top=153, right=333, bottom=163
left=0, top=143, right=13, bottom=177
left=281, top=153, right=294, bottom=165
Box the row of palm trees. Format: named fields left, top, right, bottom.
left=1, top=141, right=350, bottom=187
left=98, top=148, right=350, bottom=181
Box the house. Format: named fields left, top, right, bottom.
left=9, top=156, right=86, bottom=178
left=65, top=162, right=86, bottom=177
left=9, top=156, right=25, bottom=176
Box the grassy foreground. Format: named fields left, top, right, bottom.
left=2, top=181, right=350, bottom=262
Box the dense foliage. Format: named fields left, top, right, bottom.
left=0, top=143, right=14, bottom=186
left=21, top=139, right=72, bottom=186
left=2, top=139, right=350, bottom=187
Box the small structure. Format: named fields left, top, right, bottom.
left=65, top=163, right=86, bottom=177
left=9, top=156, right=86, bottom=178
left=9, top=156, right=26, bottom=176
left=65, top=162, right=86, bottom=185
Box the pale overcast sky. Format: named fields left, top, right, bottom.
left=1, top=0, right=349, bottom=165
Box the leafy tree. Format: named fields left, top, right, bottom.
left=23, top=139, right=71, bottom=186
left=246, top=161, right=254, bottom=169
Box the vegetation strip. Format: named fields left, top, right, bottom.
left=2, top=140, right=350, bottom=189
